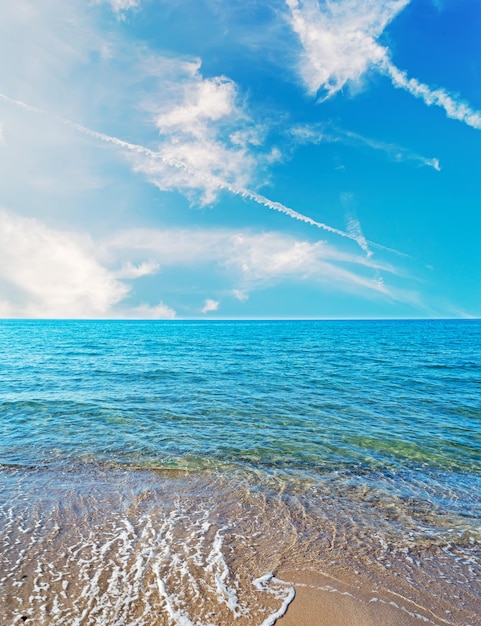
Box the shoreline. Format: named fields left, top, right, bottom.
left=0, top=466, right=480, bottom=624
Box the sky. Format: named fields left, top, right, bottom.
left=0, top=0, right=480, bottom=319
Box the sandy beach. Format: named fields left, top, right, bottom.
left=278, top=569, right=453, bottom=626
left=1, top=465, right=480, bottom=625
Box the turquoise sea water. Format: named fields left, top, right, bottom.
left=1, top=319, right=480, bottom=625
left=1, top=319, right=480, bottom=473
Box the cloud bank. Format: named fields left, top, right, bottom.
left=0, top=209, right=402, bottom=318
left=107, top=226, right=395, bottom=297
left=0, top=211, right=126, bottom=318
left=0, top=210, right=174, bottom=319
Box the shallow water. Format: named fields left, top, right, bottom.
left=0, top=320, right=480, bottom=624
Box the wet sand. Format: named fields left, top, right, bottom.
left=1, top=467, right=480, bottom=625
left=278, top=570, right=454, bottom=626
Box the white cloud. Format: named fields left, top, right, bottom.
left=115, top=259, right=160, bottom=279
left=286, top=0, right=481, bottom=131
left=0, top=210, right=128, bottom=318
left=135, top=72, right=260, bottom=206
left=0, top=210, right=394, bottom=318
left=107, top=226, right=395, bottom=296
left=122, top=302, right=176, bottom=319
left=232, top=289, right=249, bottom=302
left=156, top=76, right=238, bottom=131
left=105, top=0, right=140, bottom=15
left=343, top=210, right=371, bottom=258
left=0, top=210, right=176, bottom=319
left=285, top=0, right=408, bottom=98
left=224, top=232, right=387, bottom=292
left=202, top=298, right=220, bottom=314
left=0, top=209, right=409, bottom=320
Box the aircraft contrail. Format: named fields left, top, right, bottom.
left=0, top=91, right=373, bottom=254
left=383, top=60, right=481, bottom=131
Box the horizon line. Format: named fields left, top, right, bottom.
left=0, top=317, right=478, bottom=322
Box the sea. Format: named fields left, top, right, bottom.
left=0, top=319, right=480, bottom=625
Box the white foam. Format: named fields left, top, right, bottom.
left=152, top=562, right=199, bottom=626
left=253, top=573, right=296, bottom=626
left=205, top=527, right=246, bottom=617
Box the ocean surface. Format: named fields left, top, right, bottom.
left=0, top=319, right=480, bottom=625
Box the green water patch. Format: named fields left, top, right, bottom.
left=344, top=432, right=481, bottom=472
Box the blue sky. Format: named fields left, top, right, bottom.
left=0, top=0, right=479, bottom=319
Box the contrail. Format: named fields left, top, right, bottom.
left=384, top=60, right=481, bottom=131
left=338, top=127, right=441, bottom=171
left=235, top=189, right=355, bottom=241
left=65, top=120, right=162, bottom=160
left=292, top=124, right=441, bottom=172
left=0, top=91, right=370, bottom=252
left=67, top=121, right=363, bottom=244
left=0, top=93, right=42, bottom=113
left=71, top=120, right=362, bottom=243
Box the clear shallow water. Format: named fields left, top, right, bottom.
left=0, top=320, right=480, bottom=625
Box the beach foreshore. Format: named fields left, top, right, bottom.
left=1, top=466, right=480, bottom=625
left=277, top=569, right=450, bottom=626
